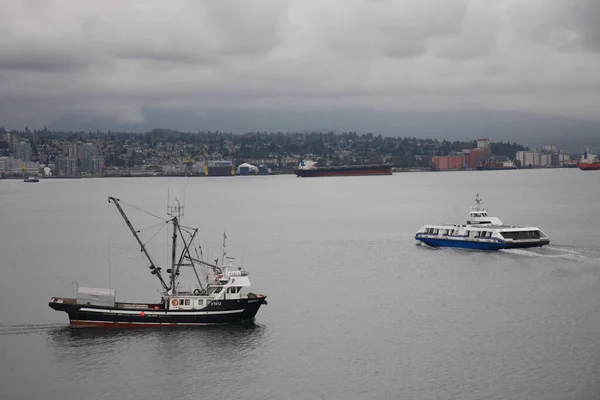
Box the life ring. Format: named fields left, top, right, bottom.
left=171, top=299, right=179, bottom=306
left=193, top=289, right=201, bottom=296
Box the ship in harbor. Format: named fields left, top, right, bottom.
left=206, top=160, right=235, bottom=176
left=414, top=194, right=550, bottom=250
left=476, top=156, right=517, bottom=171
left=294, top=160, right=392, bottom=177
left=48, top=196, right=267, bottom=328
left=577, top=147, right=600, bottom=171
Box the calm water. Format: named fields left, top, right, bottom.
left=1, top=169, right=599, bottom=400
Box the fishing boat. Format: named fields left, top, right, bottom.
left=577, top=147, right=600, bottom=170
left=414, top=194, right=550, bottom=250
left=49, top=196, right=267, bottom=328
left=294, top=159, right=392, bottom=177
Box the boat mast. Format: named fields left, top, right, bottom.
left=170, top=218, right=178, bottom=293
left=167, top=197, right=184, bottom=294
left=108, top=197, right=169, bottom=291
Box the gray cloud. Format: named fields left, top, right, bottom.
left=0, top=0, right=598, bottom=132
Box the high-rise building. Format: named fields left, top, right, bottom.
left=57, top=156, right=78, bottom=177
left=14, top=141, right=31, bottom=162
left=82, top=143, right=100, bottom=173
left=89, top=156, right=105, bottom=175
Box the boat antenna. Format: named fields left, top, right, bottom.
left=222, top=229, right=227, bottom=265
left=167, top=196, right=184, bottom=220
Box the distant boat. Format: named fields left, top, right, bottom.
left=414, top=194, right=550, bottom=250
left=23, top=177, right=39, bottom=182
left=476, top=158, right=517, bottom=171
left=577, top=147, right=600, bottom=171
left=49, top=196, right=267, bottom=328
left=294, top=160, right=392, bottom=177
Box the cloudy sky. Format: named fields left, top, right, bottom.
left=0, top=0, right=599, bottom=132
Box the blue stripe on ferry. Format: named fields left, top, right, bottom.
left=416, top=237, right=507, bottom=250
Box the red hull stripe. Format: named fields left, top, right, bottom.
left=69, top=320, right=227, bottom=328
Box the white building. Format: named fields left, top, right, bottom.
left=476, top=138, right=490, bottom=149
left=516, top=151, right=541, bottom=167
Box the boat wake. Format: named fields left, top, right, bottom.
left=501, top=245, right=600, bottom=264
left=0, top=323, right=66, bottom=336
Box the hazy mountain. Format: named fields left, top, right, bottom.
left=48, top=108, right=600, bottom=153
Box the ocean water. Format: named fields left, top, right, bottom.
left=1, top=169, right=599, bottom=400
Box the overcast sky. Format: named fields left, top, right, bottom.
left=0, top=0, right=599, bottom=131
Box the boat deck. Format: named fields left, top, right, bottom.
left=51, top=297, right=165, bottom=310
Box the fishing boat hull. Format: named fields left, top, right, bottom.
left=415, top=236, right=550, bottom=250
left=294, top=164, right=392, bottom=177
left=49, top=297, right=267, bottom=328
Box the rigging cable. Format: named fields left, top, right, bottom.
left=120, top=200, right=166, bottom=221
left=143, top=221, right=169, bottom=246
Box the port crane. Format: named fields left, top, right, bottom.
left=15, top=159, right=28, bottom=177
left=182, top=145, right=210, bottom=176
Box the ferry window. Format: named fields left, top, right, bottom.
left=198, top=299, right=204, bottom=306
left=185, top=299, right=190, bottom=306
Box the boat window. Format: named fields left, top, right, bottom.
left=501, top=231, right=542, bottom=240
left=198, top=299, right=204, bottom=306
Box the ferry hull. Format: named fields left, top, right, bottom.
left=49, top=297, right=266, bottom=328
left=294, top=165, right=392, bottom=177
left=416, top=237, right=550, bottom=250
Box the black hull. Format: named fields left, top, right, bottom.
left=206, top=166, right=234, bottom=176
left=49, top=297, right=266, bottom=328
left=294, top=164, right=392, bottom=177
left=475, top=166, right=517, bottom=171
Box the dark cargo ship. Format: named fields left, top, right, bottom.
left=206, top=160, right=235, bottom=176
left=294, top=160, right=392, bottom=177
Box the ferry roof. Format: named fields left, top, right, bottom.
left=423, top=223, right=542, bottom=231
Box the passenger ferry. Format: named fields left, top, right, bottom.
left=414, top=194, right=550, bottom=250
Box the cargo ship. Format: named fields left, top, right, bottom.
left=294, top=160, right=392, bottom=177
left=206, top=160, right=235, bottom=176
left=577, top=147, right=600, bottom=170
